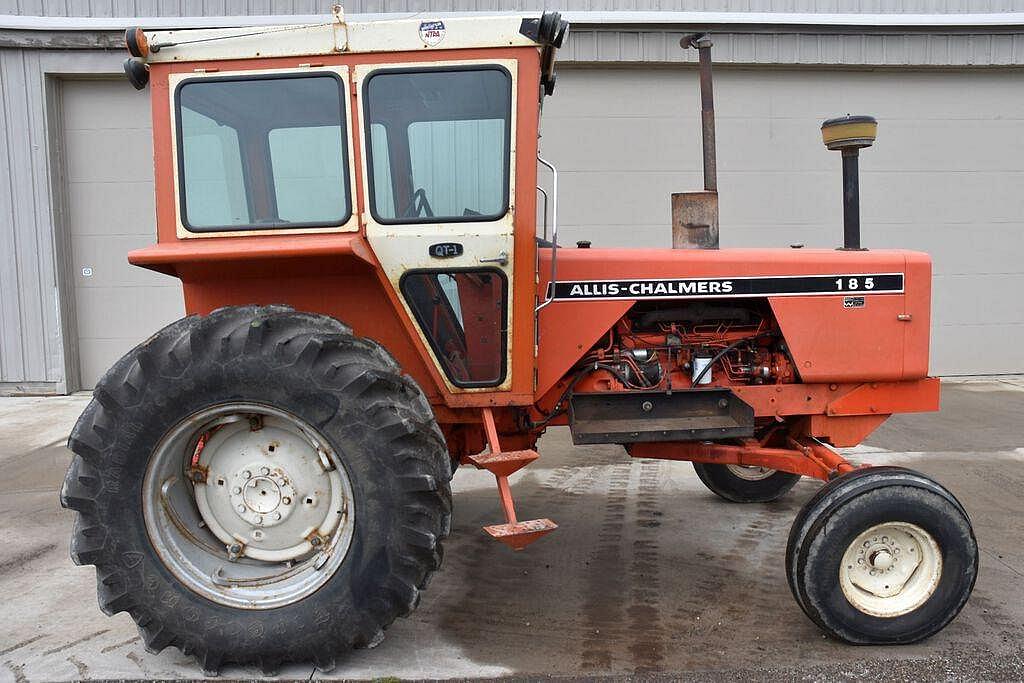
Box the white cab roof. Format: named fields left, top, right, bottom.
left=140, top=11, right=543, bottom=64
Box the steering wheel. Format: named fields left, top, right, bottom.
left=400, top=188, right=434, bottom=218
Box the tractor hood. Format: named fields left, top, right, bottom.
left=534, top=247, right=933, bottom=396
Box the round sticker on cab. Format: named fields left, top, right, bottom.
left=419, top=20, right=446, bottom=46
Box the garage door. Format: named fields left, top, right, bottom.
left=61, top=79, right=184, bottom=390
left=541, top=67, right=1024, bottom=375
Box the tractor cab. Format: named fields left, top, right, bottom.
left=125, top=11, right=566, bottom=401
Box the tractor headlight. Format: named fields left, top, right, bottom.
left=125, top=27, right=150, bottom=58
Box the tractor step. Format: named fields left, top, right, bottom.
left=475, top=409, right=556, bottom=550
left=467, top=448, right=539, bottom=477
left=483, top=518, right=558, bottom=551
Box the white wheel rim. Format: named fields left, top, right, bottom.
left=725, top=464, right=776, bottom=481
left=839, top=522, right=942, bottom=618
left=143, top=403, right=356, bottom=609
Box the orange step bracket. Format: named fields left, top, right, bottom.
left=469, top=408, right=557, bottom=550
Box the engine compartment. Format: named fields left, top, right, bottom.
left=568, top=300, right=796, bottom=395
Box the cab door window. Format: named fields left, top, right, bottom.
left=363, top=67, right=512, bottom=223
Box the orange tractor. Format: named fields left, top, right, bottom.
left=62, top=10, right=977, bottom=674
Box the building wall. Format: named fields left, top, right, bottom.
left=2, top=4, right=1024, bottom=391
left=4, top=1, right=1024, bottom=15
left=542, top=66, right=1024, bottom=375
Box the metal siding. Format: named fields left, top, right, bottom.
left=0, top=50, right=20, bottom=382
left=6, top=0, right=1024, bottom=13
left=560, top=29, right=1024, bottom=66
left=0, top=48, right=60, bottom=386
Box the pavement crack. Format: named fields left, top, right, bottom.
left=0, top=634, right=46, bottom=657
left=100, top=636, right=140, bottom=654
left=42, top=629, right=109, bottom=656
left=3, top=660, right=27, bottom=683
left=0, top=544, right=58, bottom=576
left=67, top=654, right=89, bottom=678
left=981, top=547, right=1024, bottom=579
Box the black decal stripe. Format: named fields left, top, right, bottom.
left=550, top=273, right=904, bottom=301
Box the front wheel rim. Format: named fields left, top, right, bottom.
left=725, top=464, right=777, bottom=481
left=839, top=521, right=942, bottom=618
left=143, top=402, right=356, bottom=610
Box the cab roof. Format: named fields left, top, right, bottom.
left=136, top=10, right=559, bottom=64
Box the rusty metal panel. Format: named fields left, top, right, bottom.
left=671, top=191, right=719, bottom=250
left=569, top=388, right=754, bottom=445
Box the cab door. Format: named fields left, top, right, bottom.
left=356, top=60, right=519, bottom=393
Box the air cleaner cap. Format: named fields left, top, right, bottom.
left=821, top=114, right=877, bottom=151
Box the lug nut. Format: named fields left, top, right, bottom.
left=237, top=504, right=246, bottom=513
left=260, top=466, right=270, bottom=476
left=232, top=486, right=241, bottom=494
left=282, top=497, right=291, bottom=505
left=313, top=552, right=328, bottom=570
left=243, top=470, right=252, bottom=479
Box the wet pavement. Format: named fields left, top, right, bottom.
left=1, top=379, right=1022, bottom=681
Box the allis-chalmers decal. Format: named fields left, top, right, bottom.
left=550, top=273, right=904, bottom=301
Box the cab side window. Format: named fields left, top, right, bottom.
left=364, top=68, right=512, bottom=223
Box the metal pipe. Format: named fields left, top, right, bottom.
left=695, top=34, right=717, bottom=192
left=840, top=149, right=862, bottom=250
left=535, top=156, right=558, bottom=313
left=536, top=185, right=549, bottom=241
left=821, top=114, right=876, bottom=251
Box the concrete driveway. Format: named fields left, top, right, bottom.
left=2, top=379, right=1023, bottom=681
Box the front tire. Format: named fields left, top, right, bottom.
left=60, top=305, right=452, bottom=674
left=786, top=467, right=977, bottom=644
left=692, top=462, right=800, bottom=503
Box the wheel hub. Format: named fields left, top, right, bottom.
left=229, top=465, right=295, bottom=527
left=193, top=419, right=344, bottom=563
left=725, top=464, right=776, bottom=481
left=839, top=522, right=942, bottom=617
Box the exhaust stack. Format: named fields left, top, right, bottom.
left=672, top=33, right=719, bottom=250
left=821, top=115, right=877, bottom=251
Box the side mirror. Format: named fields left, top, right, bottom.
left=123, top=58, right=150, bottom=90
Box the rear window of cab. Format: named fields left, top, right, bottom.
left=174, top=73, right=352, bottom=232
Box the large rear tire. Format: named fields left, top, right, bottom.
left=786, top=467, right=977, bottom=644
left=60, top=305, right=452, bottom=674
